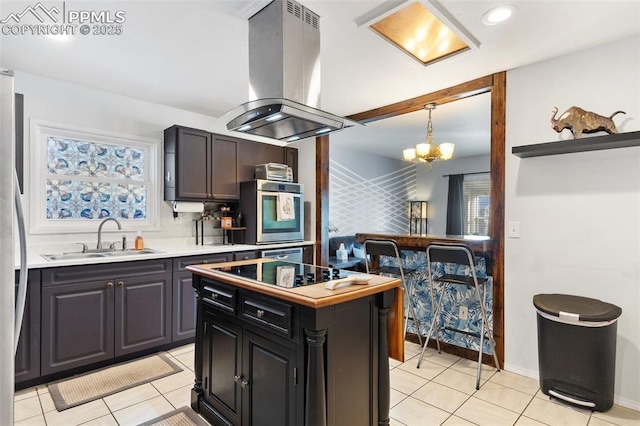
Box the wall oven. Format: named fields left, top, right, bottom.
left=240, top=180, right=304, bottom=244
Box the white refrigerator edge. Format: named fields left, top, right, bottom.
left=1, top=69, right=29, bottom=425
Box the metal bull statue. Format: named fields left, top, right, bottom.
left=551, top=106, right=626, bottom=139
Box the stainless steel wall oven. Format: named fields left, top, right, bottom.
left=240, top=180, right=304, bottom=244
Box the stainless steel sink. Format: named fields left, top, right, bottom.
left=103, top=248, right=164, bottom=256
left=42, top=253, right=107, bottom=261
left=41, top=248, right=164, bottom=261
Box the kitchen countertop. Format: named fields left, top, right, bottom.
left=19, top=238, right=315, bottom=269
left=187, top=258, right=401, bottom=308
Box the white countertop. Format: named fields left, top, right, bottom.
left=20, top=238, right=315, bottom=269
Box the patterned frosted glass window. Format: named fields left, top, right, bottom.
left=46, top=137, right=148, bottom=220
left=32, top=121, right=160, bottom=233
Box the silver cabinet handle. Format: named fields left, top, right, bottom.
left=234, top=375, right=241, bottom=383
left=117, top=281, right=124, bottom=287
left=107, top=282, right=114, bottom=288
left=241, top=380, right=249, bottom=388
left=212, top=293, right=218, bottom=300
left=256, top=309, right=265, bottom=318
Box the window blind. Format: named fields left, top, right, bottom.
left=463, top=174, right=490, bottom=236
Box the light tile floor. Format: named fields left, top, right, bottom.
left=13, top=342, right=640, bottom=426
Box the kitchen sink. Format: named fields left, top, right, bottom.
left=41, top=248, right=164, bottom=261
left=42, top=253, right=107, bottom=261
left=103, top=248, right=163, bottom=256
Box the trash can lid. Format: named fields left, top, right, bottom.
left=533, top=294, right=622, bottom=322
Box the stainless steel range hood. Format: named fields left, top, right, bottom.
left=226, top=0, right=359, bottom=142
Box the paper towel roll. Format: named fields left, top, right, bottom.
left=172, top=201, right=204, bottom=213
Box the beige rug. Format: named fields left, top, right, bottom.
left=48, top=353, right=183, bottom=411
left=139, top=407, right=209, bottom=426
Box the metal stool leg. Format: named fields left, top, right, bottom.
left=472, top=277, right=501, bottom=389
left=416, top=284, right=445, bottom=368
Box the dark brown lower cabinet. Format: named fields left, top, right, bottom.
left=41, top=260, right=172, bottom=376
left=15, top=270, right=41, bottom=385
left=202, top=311, right=297, bottom=426
left=172, top=254, right=231, bottom=341
left=191, top=276, right=394, bottom=426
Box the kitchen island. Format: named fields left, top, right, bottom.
left=188, top=258, right=401, bottom=426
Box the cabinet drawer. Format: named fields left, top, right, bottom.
left=233, top=250, right=256, bottom=261
left=43, top=259, right=171, bottom=286
left=174, top=254, right=230, bottom=271
left=241, top=295, right=292, bottom=336
left=202, top=281, right=236, bottom=314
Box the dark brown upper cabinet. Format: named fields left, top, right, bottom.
left=165, top=125, right=299, bottom=202
left=164, top=126, right=239, bottom=201
left=237, top=139, right=299, bottom=183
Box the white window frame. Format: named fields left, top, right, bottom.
left=463, top=173, right=490, bottom=237
left=30, top=120, right=161, bottom=234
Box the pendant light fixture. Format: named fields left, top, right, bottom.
left=403, top=103, right=455, bottom=170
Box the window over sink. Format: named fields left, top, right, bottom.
left=30, top=120, right=161, bottom=233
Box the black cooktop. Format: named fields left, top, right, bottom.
left=213, top=260, right=353, bottom=288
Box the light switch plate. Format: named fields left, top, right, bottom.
left=508, top=221, right=520, bottom=238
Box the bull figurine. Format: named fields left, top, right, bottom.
left=551, top=106, right=626, bottom=139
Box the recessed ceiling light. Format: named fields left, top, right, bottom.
left=482, top=5, right=518, bottom=25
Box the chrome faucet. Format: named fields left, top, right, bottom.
left=97, top=218, right=122, bottom=249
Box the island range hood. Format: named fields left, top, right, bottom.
left=226, top=0, right=359, bottom=142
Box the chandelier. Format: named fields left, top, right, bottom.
left=402, top=104, right=455, bottom=169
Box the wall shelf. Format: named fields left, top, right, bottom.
left=512, top=131, right=640, bottom=158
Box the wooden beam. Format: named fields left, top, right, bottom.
left=347, top=75, right=494, bottom=124
left=315, top=135, right=330, bottom=266
left=489, top=71, right=506, bottom=367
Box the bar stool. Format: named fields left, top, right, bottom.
left=363, top=239, right=423, bottom=345
left=416, top=243, right=499, bottom=389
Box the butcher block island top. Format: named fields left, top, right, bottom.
left=187, top=257, right=401, bottom=308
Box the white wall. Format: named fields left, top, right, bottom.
left=505, top=35, right=640, bottom=409
left=416, top=154, right=490, bottom=235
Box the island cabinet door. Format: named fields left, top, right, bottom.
left=241, top=331, right=297, bottom=426
left=41, top=280, right=115, bottom=376
left=114, top=273, right=172, bottom=357
left=203, top=312, right=242, bottom=426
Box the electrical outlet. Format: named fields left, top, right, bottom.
left=459, top=306, right=468, bottom=320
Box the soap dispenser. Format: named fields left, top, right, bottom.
left=134, top=231, right=144, bottom=250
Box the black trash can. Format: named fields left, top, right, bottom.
left=533, top=293, right=622, bottom=412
